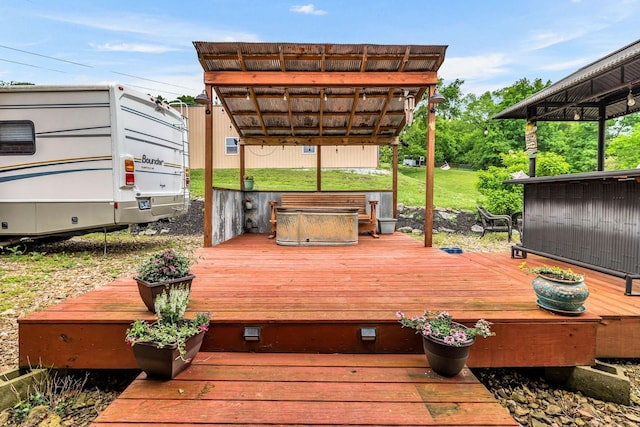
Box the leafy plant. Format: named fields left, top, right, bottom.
left=136, top=249, right=192, bottom=283
left=125, top=285, right=210, bottom=360
left=520, top=262, right=584, bottom=282
left=8, top=370, right=89, bottom=424
left=396, top=310, right=495, bottom=346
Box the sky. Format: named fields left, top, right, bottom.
left=1, top=0, right=639, bottom=100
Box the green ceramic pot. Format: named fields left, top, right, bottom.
left=533, top=274, right=589, bottom=315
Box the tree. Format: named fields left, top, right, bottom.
left=607, top=122, right=640, bottom=169
left=476, top=150, right=570, bottom=215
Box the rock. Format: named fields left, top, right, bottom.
left=576, top=409, right=595, bottom=420
left=531, top=409, right=552, bottom=423
left=471, top=224, right=484, bottom=233
left=625, top=413, right=640, bottom=423
left=497, top=388, right=509, bottom=399
left=437, top=211, right=457, bottom=221
left=512, top=391, right=528, bottom=404
left=546, top=404, right=563, bottom=415
left=604, top=402, right=619, bottom=413
left=38, top=413, right=62, bottom=427
left=27, top=405, right=50, bottom=422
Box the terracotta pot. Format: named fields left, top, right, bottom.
left=533, top=274, right=589, bottom=315
left=422, top=327, right=475, bottom=377
left=135, top=275, right=195, bottom=312
left=131, top=329, right=204, bottom=379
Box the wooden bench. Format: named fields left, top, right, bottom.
left=270, top=193, right=379, bottom=239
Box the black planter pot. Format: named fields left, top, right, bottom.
left=131, top=330, right=204, bottom=380
left=135, top=275, right=195, bottom=312
left=422, top=330, right=475, bottom=377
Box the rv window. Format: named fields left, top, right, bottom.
left=302, top=145, right=316, bottom=154
left=225, top=137, right=238, bottom=155
left=0, top=121, right=35, bottom=155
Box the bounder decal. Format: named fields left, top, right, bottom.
left=140, top=154, right=164, bottom=166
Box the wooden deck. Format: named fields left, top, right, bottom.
left=19, top=232, right=640, bottom=369
left=19, top=232, right=640, bottom=427
left=91, top=352, right=518, bottom=426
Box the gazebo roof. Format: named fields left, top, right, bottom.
left=193, top=42, right=447, bottom=146
left=494, top=39, right=640, bottom=122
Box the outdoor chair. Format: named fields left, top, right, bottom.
left=476, top=206, right=513, bottom=242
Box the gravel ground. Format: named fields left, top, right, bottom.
left=2, top=200, right=639, bottom=426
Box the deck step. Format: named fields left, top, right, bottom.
left=91, top=352, right=518, bottom=426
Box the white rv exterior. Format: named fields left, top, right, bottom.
left=0, top=84, right=190, bottom=245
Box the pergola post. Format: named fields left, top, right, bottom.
left=597, top=104, right=606, bottom=171
left=316, top=146, right=322, bottom=191
left=203, top=84, right=214, bottom=247
left=392, top=140, right=398, bottom=219
left=424, top=85, right=437, bottom=247
left=240, top=144, right=246, bottom=190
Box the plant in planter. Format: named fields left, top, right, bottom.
left=134, top=249, right=195, bottom=312
left=125, top=285, right=210, bottom=379
left=396, top=310, right=495, bottom=377
left=243, top=175, right=254, bottom=190
left=520, top=262, right=589, bottom=315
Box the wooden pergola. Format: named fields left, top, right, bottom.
left=193, top=42, right=447, bottom=247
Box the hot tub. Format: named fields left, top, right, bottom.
left=276, top=207, right=358, bottom=246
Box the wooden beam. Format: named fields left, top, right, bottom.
left=198, top=52, right=443, bottom=62
left=241, top=136, right=396, bottom=146
left=204, top=71, right=438, bottom=87
left=230, top=111, right=405, bottom=117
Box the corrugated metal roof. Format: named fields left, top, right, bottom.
left=494, top=39, right=640, bottom=122
left=193, top=42, right=447, bottom=145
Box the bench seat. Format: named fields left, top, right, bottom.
left=270, top=193, right=379, bottom=238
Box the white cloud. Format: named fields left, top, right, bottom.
left=539, top=57, right=592, bottom=72
left=523, top=29, right=587, bottom=52
left=41, top=12, right=260, bottom=46
left=439, top=53, right=511, bottom=81
left=92, top=43, right=179, bottom=54
left=290, top=4, right=327, bottom=15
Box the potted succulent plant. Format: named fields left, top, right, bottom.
left=520, top=262, right=589, bottom=315
left=125, top=285, right=210, bottom=379
left=396, top=310, right=495, bottom=377
left=134, top=249, right=195, bottom=312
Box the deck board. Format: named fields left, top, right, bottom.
left=91, top=352, right=518, bottom=427
left=19, top=232, right=640, bottom=368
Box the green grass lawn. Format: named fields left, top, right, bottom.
left=190, top=166, right=481, bottom=211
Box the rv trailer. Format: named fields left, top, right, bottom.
left=0, top=84, right=190, bottom=246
